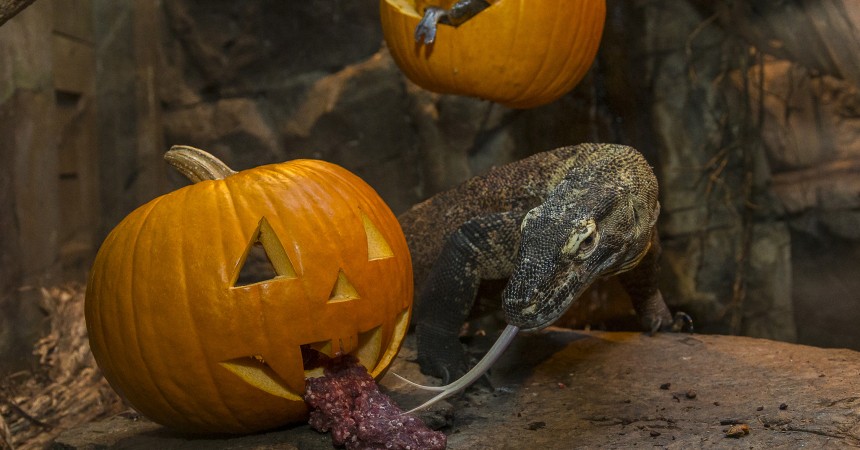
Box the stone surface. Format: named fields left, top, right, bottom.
left=52, top=330, right=860, bottom=449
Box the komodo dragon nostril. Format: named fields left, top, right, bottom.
left=520, top=301, right=539, bottom=316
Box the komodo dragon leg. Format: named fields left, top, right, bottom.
left=415, top=211, right=523, bottom=383
left=617, top=230, right=693, bottom=333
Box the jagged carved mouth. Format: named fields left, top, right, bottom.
left=219, top=309, right=410, bottom=400
left=219, top=354, right=303, bottom=401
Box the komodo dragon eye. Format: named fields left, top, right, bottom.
left=562, top=218, right=599, bottom=258
left=580, top=233, right=596, bottom=251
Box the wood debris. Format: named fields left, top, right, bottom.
left=0, top=284, right=124, bottom=449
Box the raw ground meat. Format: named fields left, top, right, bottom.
left=304, top=356, right=447, bottom=450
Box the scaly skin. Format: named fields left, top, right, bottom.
left=415, top=0, right=492, bottom=44
left=398, top=144, right=674, bottom=382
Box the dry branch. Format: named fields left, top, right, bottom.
left=0, top=0, right=36, bottom=27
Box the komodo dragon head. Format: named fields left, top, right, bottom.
left=503, top=150, right=660, bottom=331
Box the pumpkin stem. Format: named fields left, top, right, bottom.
left=164, top=145, right=238, bottom=183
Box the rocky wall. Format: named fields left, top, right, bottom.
left=750, top=59, right=860, bottom=349
left=0, top=1, right=61, bottom=373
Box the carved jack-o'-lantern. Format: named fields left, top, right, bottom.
left=85, top=146, right=412, bottom=434
left=380, top=0, right=606, bottom=108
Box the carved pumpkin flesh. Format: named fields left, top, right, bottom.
left=85, top=146, right=413, bottom=434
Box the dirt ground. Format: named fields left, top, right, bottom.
left=51, top=329, right=860, bottom=449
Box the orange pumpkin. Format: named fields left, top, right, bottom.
left=380, top=0, right=606, bottom=109
left=85, top=146, right=413, bottom=434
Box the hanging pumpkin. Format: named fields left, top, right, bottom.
left=380, top=0, right=607, bottom=109
left=85, top=146, right=413, bottom=434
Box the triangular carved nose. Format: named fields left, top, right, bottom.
left=328, top=269, right=359, bottom=303
left=234, top=217, right=297, bottom=287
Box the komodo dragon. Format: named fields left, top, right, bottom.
left=397, top=144, right=684, bottom=407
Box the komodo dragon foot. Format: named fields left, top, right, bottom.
left=415, top=0, right=492, bottom=44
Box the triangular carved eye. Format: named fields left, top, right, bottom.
left=234, top=217, right=297, bottom=287
left=328, top=269, right=359, bottom=303
left=361, top=212, right=394, bottom=261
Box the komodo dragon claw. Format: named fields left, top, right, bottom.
left=671, top=311, right=695, bottom=333
left=415, top=0, right=492, bottom=45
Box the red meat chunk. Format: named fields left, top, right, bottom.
left=304, top=356, right=447, bottom=450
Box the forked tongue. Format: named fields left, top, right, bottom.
left=395, top=324, right=520, bottom=414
